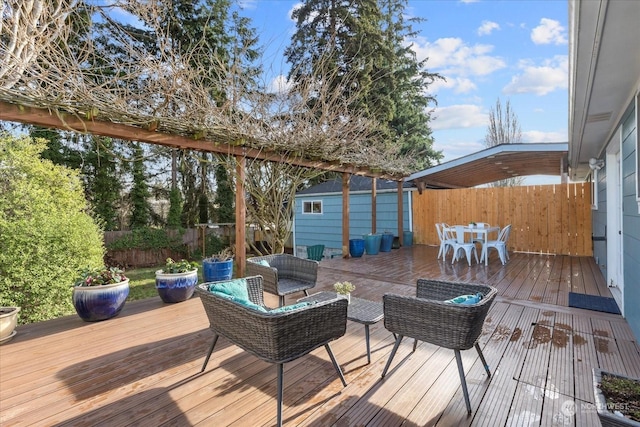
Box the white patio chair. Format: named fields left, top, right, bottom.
left=472, top=223, right=490, bottom=244
left=435, top=223, right=456, bottom=260
left=481, top=224, right=512, bottom=265
left=452, top=225, right=479, bottom=266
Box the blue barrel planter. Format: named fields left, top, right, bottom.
left=363, top=234, right=382, bottom=255
left=203, top=258, right=234, bottom=282
left=349, top=238, right=365, bottom=258
left=380, top=233, right=394, bottom=252
left=403, top=230, right=414, bottom=246
left=155, top=269, right=199, bottom=303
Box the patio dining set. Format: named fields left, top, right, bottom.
left=436, top=222, right=512, bottom=266
left=196, top=253, right=497, bottom=427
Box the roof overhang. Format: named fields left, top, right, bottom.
left=406, top=143, right=568, bottom=189
left=569, top=0, right=640, bottom=180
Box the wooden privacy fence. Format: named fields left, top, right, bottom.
left=412, top=183, right=592, bottom=256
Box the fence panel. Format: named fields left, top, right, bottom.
left=412, top=183, right=592, bottom=256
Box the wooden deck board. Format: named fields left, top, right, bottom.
left=2, top=248, right=639, bottom=427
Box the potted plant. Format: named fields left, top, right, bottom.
left=363, top=233, right=382, bottom=255
left=349, top=238, right=365, bottom=258
left=203, top=247, right=234, bottom=282
left=155, top=258, right=199, bottom=303
left=468, top=221, right=477, bottom=229
left=593, top=368, right=640, bottom=426
left=334, top=281, right=356, bottom=304
left=0, top=306, right=20, bottom=344
left=72, top=266, right=130, bottom=322
left=380, top=231, right=394, bottom=252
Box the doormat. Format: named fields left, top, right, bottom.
left=568, top=292, right=621, bottom=315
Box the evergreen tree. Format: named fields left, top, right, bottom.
left=84, top=136, right=122, bottom=231
left=214, top=162, right=234, bottom=223
left=167, top=187, right=183, bottom=229
left=129, top=143, right=152, bottom=229
left=30, top=127, right=83, bottom=170
left=286, top=0, right=442, bottom=170
left=155, top=0, right=261, bottom=224
left=380, top=0, right=443, bottom=168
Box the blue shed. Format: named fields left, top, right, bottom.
left=293, top=176, right=414, bottom=257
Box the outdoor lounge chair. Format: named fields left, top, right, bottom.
left=196, top=276, right=348, bottom=427
left=246, top=254, right=318, bottom=306
left=306, top=244, right=325, bottom=261
left=381, top=279, right=497, bottom=414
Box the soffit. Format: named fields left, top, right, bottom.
left=406, top=143, right=568, bottom=189
left=569, top=0, right=640, bottom=180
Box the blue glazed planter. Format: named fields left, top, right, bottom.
left=403, top=230, right=414, bottom=246
left=72, top=280, right=130, bottom=322
left=380, top=233, right=394, bottom=252
left=203, top=258, right=234, bottom=282
left=155, top=269, right=199, bottom=303
left=363, top=234, right=382, bottom=255
left=349, top=238, right=365, bottom=258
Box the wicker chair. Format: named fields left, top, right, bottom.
left=196, top=276, right=348, bottom=427
left=381, top=279, right=497, bottom=414
left=246, top=254, right=318, bottom=306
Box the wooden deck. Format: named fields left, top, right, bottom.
left=2, top=246, right=639, bottom=426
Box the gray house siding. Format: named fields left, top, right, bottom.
left=294, top=191, right=411, bottom=251
left=620, top=103, right=639, bottom=339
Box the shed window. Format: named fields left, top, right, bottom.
left=303, top=200, right=323, bottom=214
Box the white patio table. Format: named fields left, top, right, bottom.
left=445, top=225, right=500, bottom=266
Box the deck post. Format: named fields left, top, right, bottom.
left=342, top=173, right=350, bottom=257
left=235, top=156, right=246, bottom=277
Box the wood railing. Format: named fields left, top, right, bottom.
left=411, top=183, right=592, bottom=256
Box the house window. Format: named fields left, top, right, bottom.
left=303, top=200, right=323, bottom=214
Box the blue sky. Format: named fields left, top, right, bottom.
left=238, top=0, right=569, bottom=183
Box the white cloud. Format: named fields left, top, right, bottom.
left=433, top=139, right=486, bottom=162
left=268, top=75, right=292, bottom=94
left=431, top=104, right=488, bottom=130
left=411, top=37, right=506, bottom=77
left=522, top=130, right=567, bottom=143
left=429, top=77, right=477, bottom=94
left=503, top=55, right=568, bottom=96
left=531, top=18, right=567, bottom=45
left=478, top=21, right=500, bottom=36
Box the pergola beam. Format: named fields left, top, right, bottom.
left=0, top=101, right=403, bottom=181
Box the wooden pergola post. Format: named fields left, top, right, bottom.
left=235, top=156, right=246, bottom=277
left=342, top=173, right=350, bottom=258
left=371, top=177, right=377, bottom=234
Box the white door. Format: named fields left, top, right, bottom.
left=606, top=135, right=623, bottom=312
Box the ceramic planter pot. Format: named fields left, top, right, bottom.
left=73, top=280, right=130, bottom=322
left=380, top=233, right=394, bottom=252
left=363, top=234, right=381, bottom=255
left=202, top=258, right=233, bottom=282
left=349, top=238, right=365, bottom=258
left=593, top=368, right=640, bottom=426
left=155, top=269, right=199, bottom=303
left=0, top=306, right=20, bottom=343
